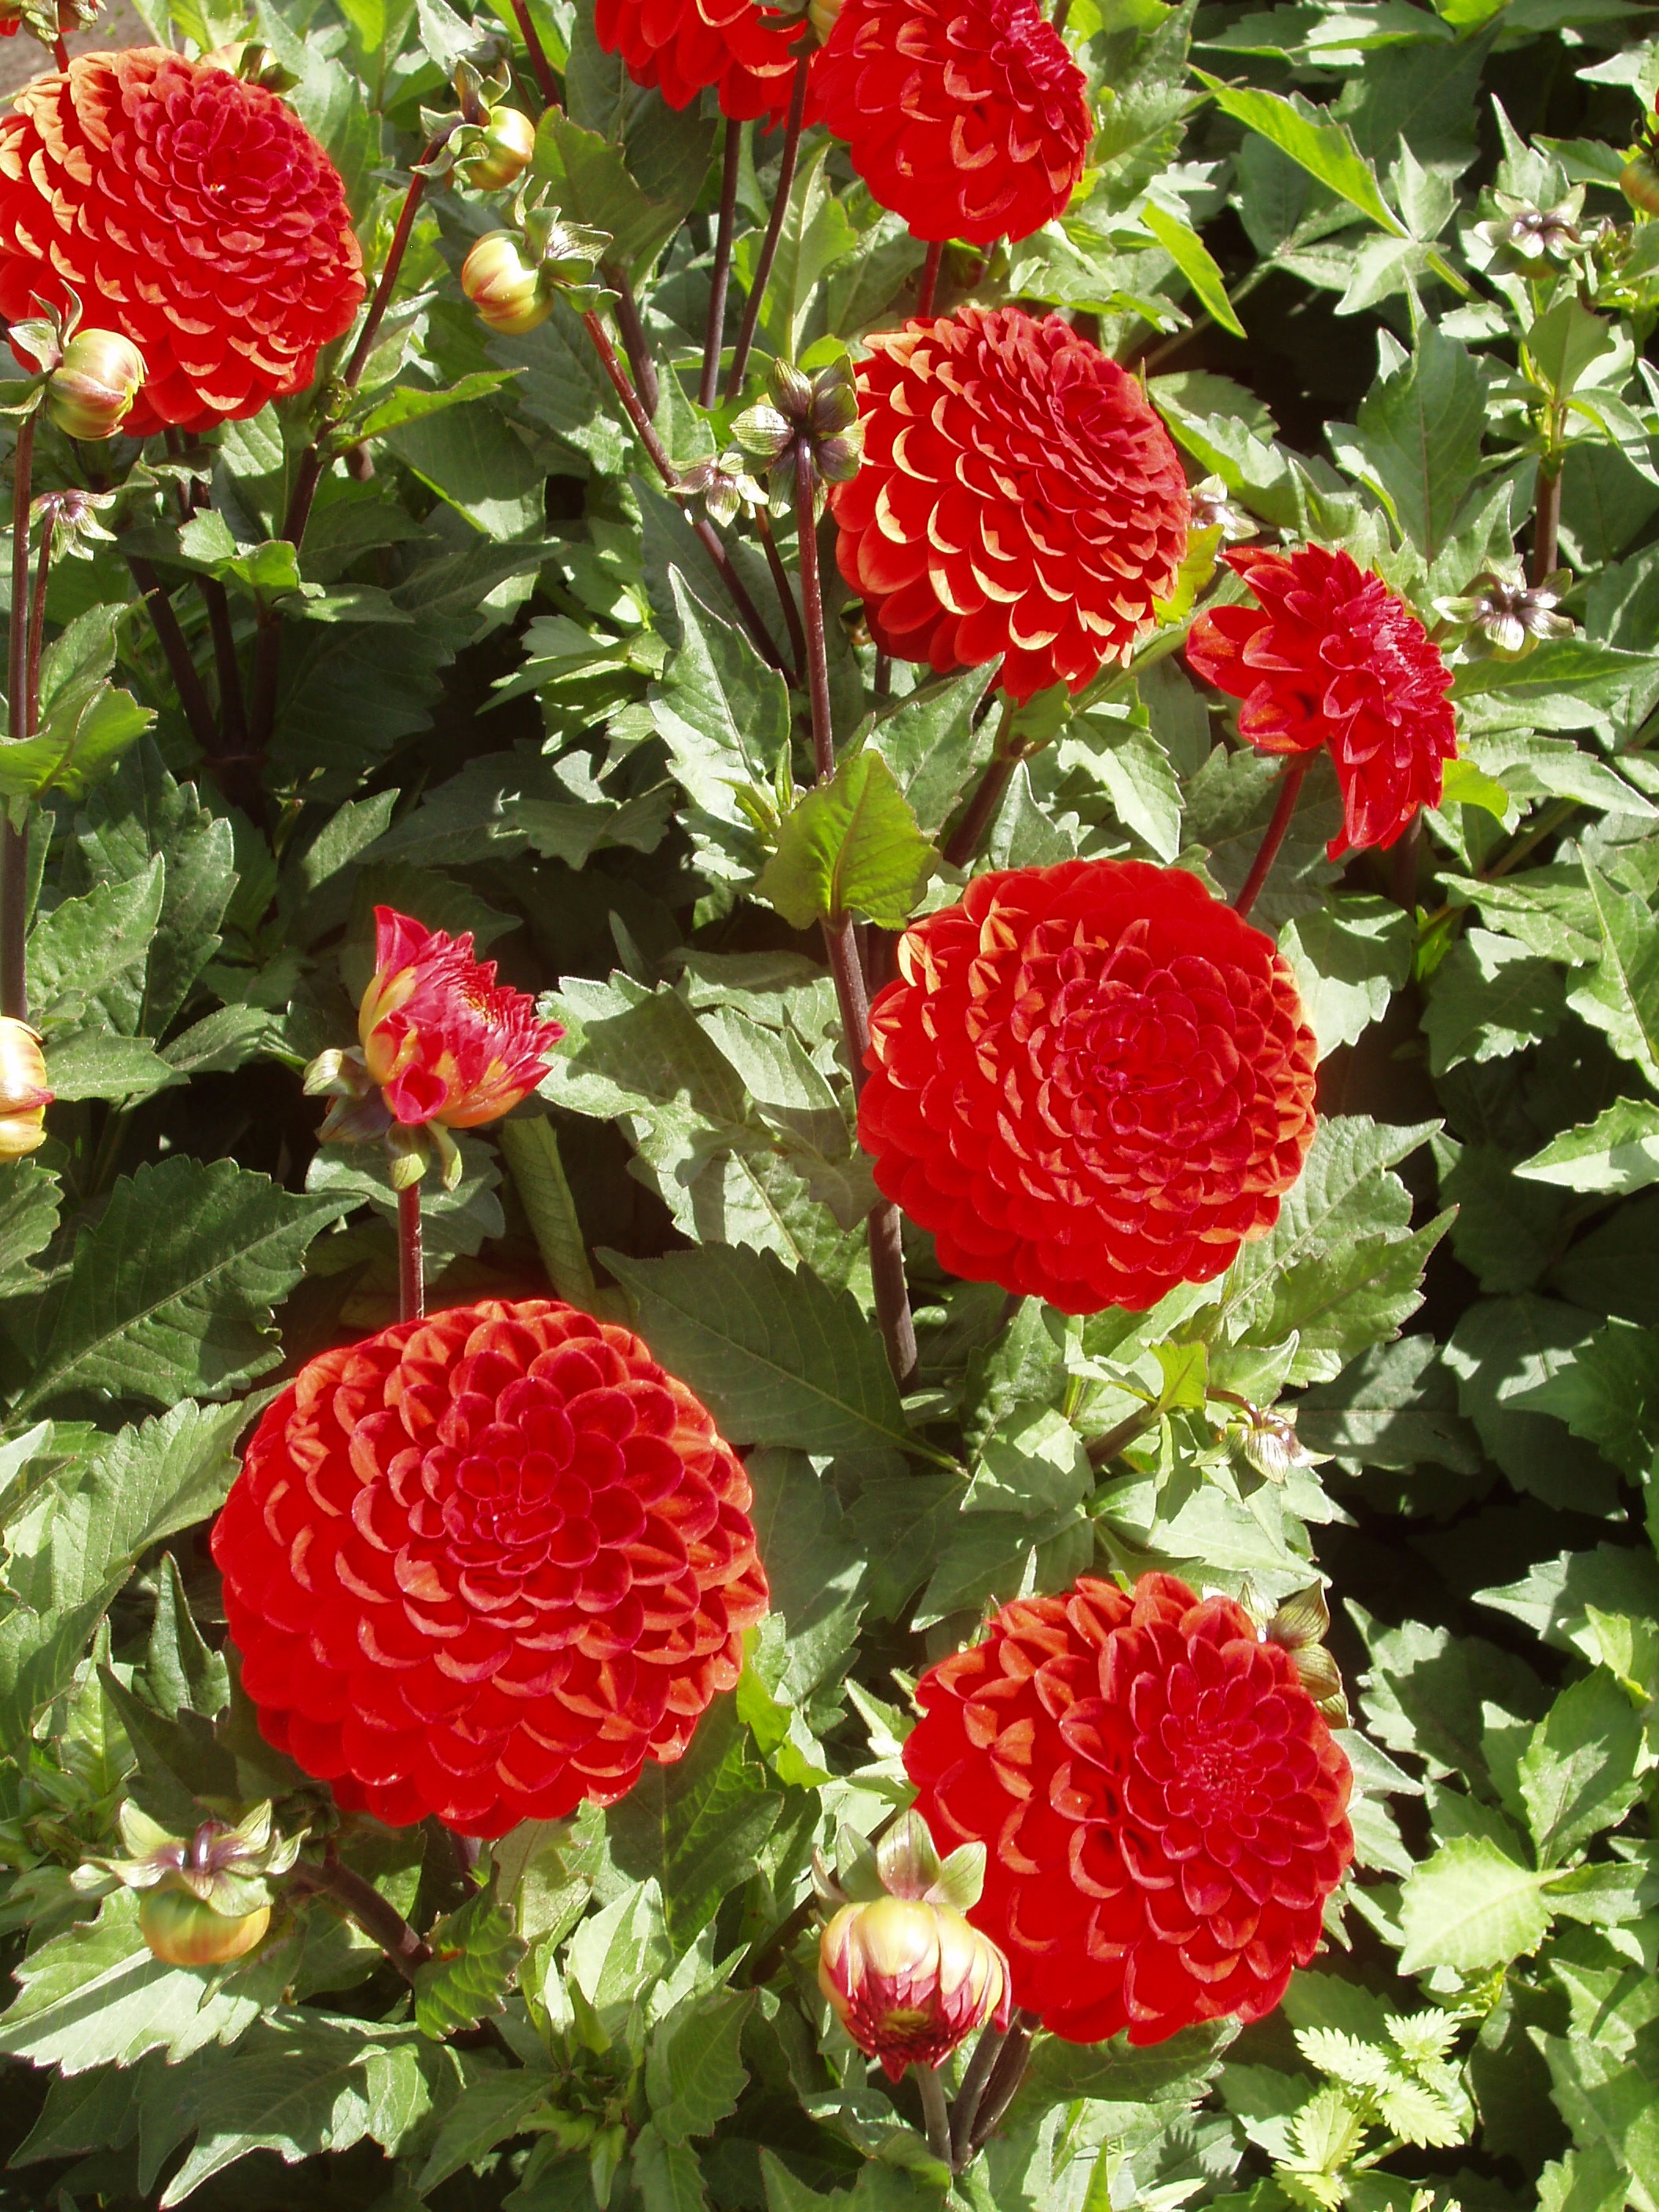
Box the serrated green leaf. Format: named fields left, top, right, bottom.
left=1524, top=1316, right=1659, bottom=1479
left=1397, top=1836, right=1555, bottom=1974
left=645, top=1988, right=753, bottom=2145
left=1347, top=324, right=1485, bottom=562
left=1423, top=927, right=1566, bottom=1075
left=1517, top=1098, right=1659, bottom=1194
left=757, top=752, right=936, bottom=929
left=0, top=1156, right=60, bottom=1295
left=606, top=1704, right=782, bottom=1950
left=650, top=572, right=792, bottom=884
left=19, top=1157, right=344, bottom=1412
left=1195, top=75, right=1406, bottom=237
left=864, top=668, right=994, bottom=836
left=26, top=855, right=164, bottom=1027
left=417, top=2069, right=555, bottom=2194
left=1568, top=865, right=1659, bottom=1089
left=351, top=368, right=523, bottom=442
left=1517, top=1668, right=1643, bottom=1868
left=413, top=1890, right=527, bottom=2039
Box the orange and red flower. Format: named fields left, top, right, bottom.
left=809, top=0, right=1090, bottom=246
left=0, top=50, right=363, bottom=435
left=905, top=1573, right=1355, bottom=2046
left=857, top=859, right=1317, bottom=1314
left=830, top=307, right=1188, bottom=702
left=593, top=0, right=808, bottom=123
left=1186, top=546, right=1458, bottom=858
left=213, top=1298, right=770, bottom=1836
left=357, top=907, right=563, bottom=1131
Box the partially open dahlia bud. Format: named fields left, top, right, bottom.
left=0, top=1018, right=52, bottom=1159
left=857, top=859, right=1317, bottom=1313
left=460, top=230, right=553, bottom=334
left=212, top=1298, right=770, bottom=1836
left=905, top=1573, right=1355, bottom=2046
left=821, top=1897, right=1010, bottom=2078
left=46, top=328, right=146, bottom=441
left=809, top=0, right=1089, bottom=246
left=74, top=1802, right=298, bottom=1968
left=830, top=306, right=1188, bottom=701
left=0, top=52, right=363, bottom=434
left=463, top=106, right=537, bottom=192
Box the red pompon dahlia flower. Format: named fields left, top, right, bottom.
left=1186, top=547, right=1458, bottom=859
left=359, top=907, right=565, bottom=1131
left=858, top=859, right=1317, bottom=1313
left=593, top=0, right=808, bottom=123
left=0, top=50, right=364, bottom=436
left=905, top=1574, right=1356, bottom=2046
left=212, top=1299, right=770, bottom=1837
left=808, top=0, right=1090, bottom=246
left=830, top=308, right=1189, bottom=702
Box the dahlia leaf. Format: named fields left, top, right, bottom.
left=1017, top=2022, right=1236, bottom=2133
left=1517, top=1668, right=1643, bottom=1867
left=350, top=368, right=525, bottom=443
left=16, top=1157, right=347, bottom=1413
left=1346, top=322, right=1486, bottom=562
left=1516, top=1098, right=1659, bottom=1193
left=1522, top=1317, right=1659, bottom=1480
left=633, top=2125, right=711, bottom=2212
left=746, top=1451, right=867, bottom=1698
left=645, top=1987, right=753, bottom=2144
left=1444, top=1294, right=1621, bottom=1515
left=602, top=1244, right=924, bottom=1465
left=1433, top=1136, right=1565, bottom=1295
left=533, top=113, right=679, bottom=277
left=0, top=1157, right=59, bottom=1297
left=416, top=2070, right=560, bottom=2194
left=757, top=753, right=936, bottom=930
left=1423, top=927, right=1567, bottom=1075
left=1397, top=1835, right=1555, bottom=1973
left=24, top=855, right=165, bottom=1031
left=1281, top=895, right=1414, bottom=1058
left=1194, top=77, right=1408, bottom=240
left=651, top=571, right=792, bottom=884
left=42, top=1030, right=182, bottom=1105
left=1141, top=202, right=1247, bottom=338
left=734, top=144, right=859, bottom=361
left=864, top=666, right=996, bottom=837
left=413, top=1892, right=527, bottom=2040
left=1296, top=1336, right=1481, bottom=1476
left=1569, top=866, right=1659, bottom=1090
left=606, top=1704, right=783, bottom=1948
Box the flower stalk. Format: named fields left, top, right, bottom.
left=1233, top=758, right=1308, bottom=921
left=725, top=50, right=811, bottom=399
left=2, top=410, right=35, bottom=1022
left=700, top=119, right=744, bottom=410
left=508, top=0, right=561, bottom=107
left=398, top=1181, right=424, bottom=1322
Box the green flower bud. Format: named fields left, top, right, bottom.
left=463, top=106, right=537, bottom=192
left=460, top=230, right=553, bottom=335
left=46, top=328, right=145, bottom=441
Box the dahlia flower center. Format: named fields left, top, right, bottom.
left=1043, top=961, right=1247, bottom=1145
left=1159, top=1710, right=1271, bottom=1822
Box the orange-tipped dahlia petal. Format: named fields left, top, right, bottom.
left=358, top=906, right=564, bottom=1130
left=809, top=0, right=1089, bottom=245
left=904, top=1573, right=1355, bottom=2046
left=594, top=0, right=809, bottom=123
left=1187, top=546, right=1457, bottom=859
left=212, top=1298, right=770, bottom=1837
left=830, top=308, right=1188, bottom=702
left=856, top=859, right=1317, bottom=1314
left=0, top=50, right=362, bottom=438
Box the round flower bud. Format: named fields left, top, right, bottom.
left=463, top=106, right=537, bottom=192
left=46, top=328, right=147, bottom=441
left=905, top=1573, right=1355, bottom=2047
left=0, top=1017, right=52, bottom=1159
left=1622, top=153, right=1659, bottom=214
left=830, top=306, right=1188, bottom=702
left=858, top=859, right=1317, bottom=1315
left=460, top=230, right=554, bottom=335
left=0, top=51, right=363, bottom=435
left=139, top=1888, right=271, bottom=1968
left=1187, top=546, right=1457, bottom=858
left=212, top=1298, right=771, bottom=1836
left=819, top=1895, right=1010, bottom=2078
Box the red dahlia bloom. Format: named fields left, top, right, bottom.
left=830, top=307, right=1188, bottom=702
left=213, top=1299, right=770, bottom=1836
left=808, top=0, right=1090, bottom=246
left=359, top=907, right=564, bottom=1130
left=593, top=0, right=808, bottom=123
left=905, top=1574, right=1355, bottom=2045
left=0, top=50, right=364, bottom=436
left=858, top=859, right=1317, bottom=1313
left=1186, top=547, right=1458, bottom=859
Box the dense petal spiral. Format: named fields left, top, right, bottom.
left=858, top=859, right=1317, bottom=1313
left=808, top=0, right=1090, bottom=245
left=213, top=1300, right=769, bottom=1837
left=1186, top=546, right=1457, bottom=859
left=830, top=307, right=1188, bottom=701
left=0, top=50, right=364, bottom=435
left=905, top=1573, right=1355, bottom=2045
left=593, top=0, right=808, bottom=123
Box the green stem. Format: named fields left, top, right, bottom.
left=916, top=2064, right=953, bottom=2168
left=2, top=410, right=35, bottom=1023
left=399, top=1181, right=424, bottom=1321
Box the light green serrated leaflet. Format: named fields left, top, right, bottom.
left=757, top=752, right=936, bottom=930
left=1397, top=1836, right=1555, bottom=1973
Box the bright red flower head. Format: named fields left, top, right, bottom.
left=593, top=0, right=808, bottom=123
left=0, top=50, right=364, bottom=436
left=905, top=1573, right=1355, bottom=2046
left=1186, top=546, right=1458, bottom=859
left=358, top=907, right=564, bottom=1130
left=808, top=0, right=1090, bottom=245
left=858, top=859, right=1317, bottom=1314
left=212, top=1298, right=770, bottom=1837
left=830, top=307, right=1188, bottom=702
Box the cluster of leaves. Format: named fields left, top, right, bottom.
left=0, top=0, right=1656, bottom=2207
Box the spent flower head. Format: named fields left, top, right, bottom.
left=676, top=448, right=767, bottom=529
left=1189, top=474, right=1258, bottom=544
left=1474, top=189, right=1589, bottom=266
left=1437, top=562, right=1573, bottom=660
left=733, top=353, right=864, bottom=514
left=74, top=1800, right=301, bottom=1920
left=32, top=484, right=118, bottom=558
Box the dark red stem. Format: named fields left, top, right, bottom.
left=943, top=749, right=1019, bottom=870
left=289, top=1852, right=434, bottom=1983
left=399, top=1181, right=425, bottom=1322
left=701, top=119, right=744, bottom=412
left=607, top=267, right=659, bottom=419
left=51, top=35, right=68, bottom=69
left=755, top=504, right=806, bottom=684
left=508, top=0, right=561, bottom=107
left=725, top=51, right=810, bottom=400
left=1233, top=758, right=1308, bottom=921
left=1532, top=458, right=1562, bottom=588
left=26, top=500, right=53, bottom=739
left=917, top=239, right=944, bottom=320
left=964, top=2009, right=1038, bottom=2160
left=126, top=554, right=219, bottom=757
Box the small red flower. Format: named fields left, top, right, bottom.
left=830, top=307, right=1188, bottom=702
left=858, top=860, right=1317, bottom=1314
left=0, top=50, right=363, bottom=436
left=359, top=907, right=563, bottom=1130
left=808, top=0, right=1090, bottom=246
left=1186, top=547, right=1458, bottom=859
left=593, top=0, right=808, bottom=123
left=905, top=1574, right=1355, bottom=2046
left=213, top=1299, right=771, bottom=1837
